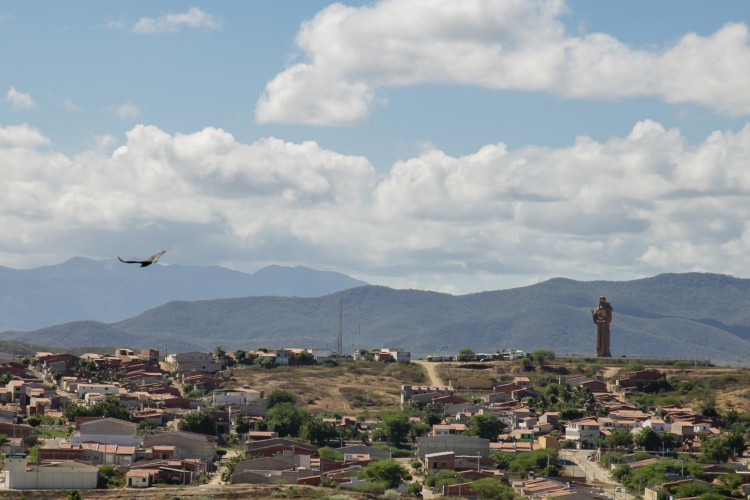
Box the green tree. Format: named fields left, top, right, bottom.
left=531, top=349, right=556, bottom=368
left=97, top=464, right=123, bottom=488
left=220, top=453, right=248, bottom=483
left=235, top=415, right=252, bottom=436
left=359, top=459, right=411, bottom=489
left=26, top=415, right=42, bottom=428
left=466, top=414, right=505, bottom=441
left=634, top=427, right=661, bottom=451
left=456, top=348, right=476, bottom=362
left=267, top=390, right=297, bottom=409
left=602, top=428, right=633, bottom=449
left=178, top=411, right=217, bottom=435
left=300, top=418, right=337, bottom=445
left=472, top=477, right=518, bottom=499
left=264, top=402, right=309, bottom=437
left=317, top=446, right=344, bottom=460
left=380, top=413, right=411, bottom=446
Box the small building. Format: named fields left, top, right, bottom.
left=424, top=451, right=455, bottom=471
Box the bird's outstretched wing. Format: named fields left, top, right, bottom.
left=118, top=249, right=170, bottom=267
left=118, top=257, right=141, bottom=264
left=148, top=249, right=169, bottom=264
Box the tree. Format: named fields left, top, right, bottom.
left=235, top=415, right=252, bottom=436
left=178, top=411, right=217, bottom=435
left=472, top=477, right=518, bottom=499
left=359, top=459, right=411, bottom=489
left=317, top=446, right=344, bottom=460
left=466, top=414, right=505, bottom=441
left=264, top=402, right=309, bottom=437
left=380, top=412, right=411, bottom=446
left=300, top=418, right=337, bottom=445
left=456, top=348, right=475, bottom=362
left=214, top=345, right=228, bottom=366
left=633, top=427, right=661, bottom=451
left=602, top=428, right=633, bottom=449
left=267, top=389, right=297, bottom=409
left=531, top=349, right=555, bottom=368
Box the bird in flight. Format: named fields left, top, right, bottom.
left=117, top=249, right=169, bottom=267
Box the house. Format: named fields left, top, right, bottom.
left=76, top=382, right=121, bottom=400
left=142, top=431, right=216, bottom=464
left=231, top=454, right=313, bottom=484
left=416, top=435, right=491, bottom=459
left=126, top=468, right=158, bottom=488
left=641, top=418, right=670, bottom=433
left=212, top=387, right=263, bottom=405
left=4, top=457, right=98, bottom=490
left=424, top=451, right=455, bottom=471
left=481, top=383, right=526, bottom=404
left=401, top=385, right=454, bottom=406
left=451, top=377, right=495, bottom=390
left=374, top=348, right=411, bottom=363
left=431, top=423, right=467, bottom=436
left=69, top=417, right=141, bottom=447
left=166, top=352, right=222, bottom=374
left=564, top=418, right=600, bottom=448
left=244, top=437, right=317, bottom=457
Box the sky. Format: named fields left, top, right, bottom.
left=3, top=0, right=750, bottom=295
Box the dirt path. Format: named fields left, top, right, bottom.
left=416, top=361, right=443, bottom=386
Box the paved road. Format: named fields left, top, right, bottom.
left=560, top=449, right=634, bottom=500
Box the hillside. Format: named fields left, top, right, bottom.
left=3, top=272, right=750, bottom=362
left=0, top=258, right=367, bottom=331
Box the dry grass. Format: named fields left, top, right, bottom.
left=228, top=361, right=425, bottom=414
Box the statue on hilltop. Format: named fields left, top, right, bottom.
left=591, top=296, right=613, bottom=357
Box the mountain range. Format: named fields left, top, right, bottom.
left=0, top=257, right=367, bottom=331
left=1, top=262, right=749, bottom=364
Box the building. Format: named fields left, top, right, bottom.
left=4, top=457, right=98, bottom=490
left=564, top=418, right=601, bottom=448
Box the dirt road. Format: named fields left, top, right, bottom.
left=416, top=360, right=443, bottom=386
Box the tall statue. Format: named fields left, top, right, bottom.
left=591, top=296, right=613, bottom=357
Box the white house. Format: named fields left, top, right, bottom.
left=68, top=417, right=142, bottom=447
left=4, top=457, right=98, bottom=490
left=76, top=383, right=120, bottom=399
left=564, top=418, right=601, bottom=448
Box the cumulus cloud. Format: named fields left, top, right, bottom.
left=131, top=7, right=221, bottom=34
left=6, top=87, right=36, bottom=110
left=4, top=120, right=750, bottom=292
left=256, top=0, right=750, bottom=124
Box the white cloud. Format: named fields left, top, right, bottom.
left=131, top=7, right=221, bottom=34
left=6, top=87, right=36, bottom=110
left=256, top=0, right=750, bottom=124
left=0, top=124, right=50, bottom=148
left=63, top=98, right=82, bottom=112
left=4, top=120, right=750, bottom=293
left=110, top=103, right=141, bottom=121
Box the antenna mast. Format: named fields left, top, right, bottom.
left=337, top=294, right=343, bottom=355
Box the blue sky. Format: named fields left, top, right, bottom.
left=3, top=1, right=750, bottom=294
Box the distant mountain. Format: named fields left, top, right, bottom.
left=3, top=272, right=750, bottom=363
left=0, top=258, right=367, bottom=331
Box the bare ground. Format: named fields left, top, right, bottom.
left=228, top=361, right=425, bottom=414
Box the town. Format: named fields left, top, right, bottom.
left=0, top=345, right=746, bottom=499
